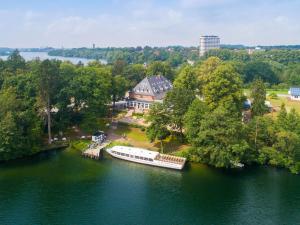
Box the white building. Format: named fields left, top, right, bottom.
left=289, top=87, right=300, bottom=101
left=199, top=35, right=220, bottom=56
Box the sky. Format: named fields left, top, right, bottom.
left=0, top=0, right=300, bottom=48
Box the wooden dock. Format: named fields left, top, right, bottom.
left=82, top=141, right=110, bottom=159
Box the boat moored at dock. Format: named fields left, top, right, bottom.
left=106, top=146, right=186, bottom=170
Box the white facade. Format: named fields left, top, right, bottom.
left=199, top=35, right=220, bottom=56
left=291, top=96, right=300, bottom=101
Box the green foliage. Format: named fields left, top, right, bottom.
left=191, top=106, right=249, bottom=168
left=164, top=87, right=195, bottom=138
left=245, top=107, right=300, bottom=174
left=146, top=103, right=170, bottom=152
left=48, top=46, right=198, bottom=65
left=0, top=87, right=42, bottom=161
left=124, top=64, right=146, bottom=88
left=269, top=92, right=278, bottom=99
left=202, top=61, right=245, bottom=113
left=184, top=99, right=208, bottom=145
left=173, top=65, right=198, bottom=91
left=251, top=79, right=267, bottom=116
left=146, top=61, right=175, bottom=81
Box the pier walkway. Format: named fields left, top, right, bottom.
left=82, top=141, right=110, bottom=159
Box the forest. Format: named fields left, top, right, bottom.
left=1, top=49, right=300, bottom=173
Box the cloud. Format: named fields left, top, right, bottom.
left=180, top=0, right=236, bottom=8
left=0, top=0, right=300, bottom=47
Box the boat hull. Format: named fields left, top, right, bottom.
left=106, top=148, right=185, bottom=170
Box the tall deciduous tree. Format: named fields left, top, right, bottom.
left=173, top=65, right=198, bottom=92
left=184, top=99, right=208, bottom=145
left=250, top=79, right=267, bottom=117
left=6, top=49, right=26, bottom=72
left=146, top=61, right=175, bottom=81
left=202, top=63, right=245, bottom=113
left=37, top=60, right=60, bottom=144
left=164, top=87, right=195, bottom=141
left=146, top=103, right=170, bottom=153
left=192, top=106, right=249, bottom=168
left=111, top=75, right=129, bottom=110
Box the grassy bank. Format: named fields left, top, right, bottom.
left=244, top=88, right=288, bottom=97
left=69, top=140, right=91, bottom=152
left=112, top=123, right=190, bottom=154
left=268, top=96, right=300, bottom=113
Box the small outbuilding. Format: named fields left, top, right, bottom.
left=289, top=87, right=300, bottom=101
left=92, top=131, right=106, bottom=143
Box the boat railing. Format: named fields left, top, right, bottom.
left=155, top=154, right=185, bottom=165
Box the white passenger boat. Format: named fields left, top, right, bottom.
left=106, top=146, right=186, bottom=170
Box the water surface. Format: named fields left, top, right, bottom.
left=0, top=52, right=106, bottom=65
left=0, top=148, right=299, bottom=225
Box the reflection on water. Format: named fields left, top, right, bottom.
left=0, top=148, right=300, bottom=225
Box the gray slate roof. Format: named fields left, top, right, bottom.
left=133, top=75, right=173, bottom=100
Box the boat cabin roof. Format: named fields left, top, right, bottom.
left=110, top=146, right=159, bottom=159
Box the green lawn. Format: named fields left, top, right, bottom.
left=113, top=123, right=190, bottom=154
left=266, top=89, right=288, bottom=95
left=244, top=88, right=288, bottom=97
left=70, top=140, right=91, bottom=152
left=114, top=123, right=148, bottom=142
left=268, top=96, right=300, bottom=113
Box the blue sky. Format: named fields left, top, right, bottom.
left=1, top=0, right=299, bottom=47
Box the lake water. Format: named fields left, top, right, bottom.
left=0, top=52, right=106, bottom=65
left=0, top=148, right=299, bottom=225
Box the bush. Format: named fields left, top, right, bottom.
left=269, top=92, right=278, bottom=99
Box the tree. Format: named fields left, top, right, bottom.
left=192, top=106, right=249, bottom=168
left=250, top=79, right=267, bottom=117
left=173, top=65, right=198, bottom=92
left=112, top=60, right=127, bottom=76
left=184, top=99, right=208, bottom=145
left=164, top=87, right=195, bottom=141
left=71, top=65, right=112, bottom=117
left=146, top=103, right=170, bottom=153
left=36, top=60, right=60, bottom=144
left=6, top=49, right=26, bottom=72
left=283, top=63, right=300, bottom=85
left=0, top=87, right=42, bottom=161
left=202, top=63, right=245, bottom=113
left=111, top=75, right=129, bottom=109
left=124, top=64, right=146, bottom=88
left=196, top=56, right=221, bottom=88
left=147, top=61, right=175, bottom=81
left=244, top=61, right=278, bottom=84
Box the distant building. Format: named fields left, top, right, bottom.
left=127, top=75, right=173, bottom=111
left=289, top=87, right=300, bottom=101
left=92, top=44, right=96, bottom=49
left=247, top=47, right=265, bottom=55
left=199, top=35, right=220, bottom=56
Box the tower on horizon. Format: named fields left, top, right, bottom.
left=199, top=35, right=220, bottom=57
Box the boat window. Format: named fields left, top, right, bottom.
left=125, top=154, right=129, bottom=157
left=149, top=159, right=153, bottom=162
left=135, top=156, right=139, bottom=159
left=121, top=153, right=125, bottom=156
left=130, top=155, right=134, bottom=158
